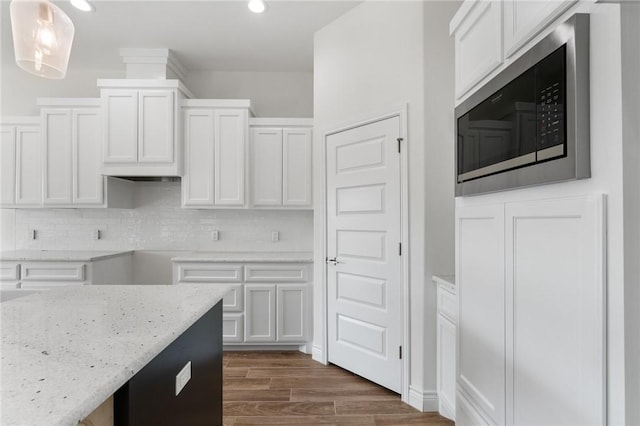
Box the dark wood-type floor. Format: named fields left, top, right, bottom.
left=223, top=351, right=455, bottom=426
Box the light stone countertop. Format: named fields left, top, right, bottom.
left=171, top=251, right=314, bottom=263
left=0, top=284, right=231, bottom=426
left=0, top=250, right=133, bottom=262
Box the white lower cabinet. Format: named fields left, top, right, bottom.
left=435, top=277, right=457, bottom=422
left=173, top=261, right=311, bottom=346
left=456, top=195, right=606, bottom=425
left=0, top=254, right=133, bottom=291
left=245, top=284, right=276, bottom=342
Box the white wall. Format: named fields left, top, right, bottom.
left=313, top=0, right=458, bottom=410
left=185, top=71, right=313, bottom=117
left=454, top=3, right=632, bottom=423
left=621, top=2, right=640, bottom=424
left=0, top=66, right=122, bottom=115
left=0, top=67, right=313, bottom=118
left=422, top=0, right=460, bottom=405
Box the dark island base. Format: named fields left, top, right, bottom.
left=115, top=302, right=223, bottom=426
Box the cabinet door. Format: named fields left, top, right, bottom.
left=283, top=128, right=312, bottom=207
left=244, top=284, right=276, bottom=342
left=103, top=90, right=138, bottom=164
left=276, top=284, right=308, bottom=342
left=456, top=203, right=505, bottom=425
left=73, top=108, right=103, bottom=205
left=43, top=109, right=73, bottom=205
left=437, top=313, right=456, bottom=421
left=138, top=90, right=174, bottom=164
left=223, top=313, right=244, bottom=343
left=214, top=109, right=247, bottom=206
left=504, top=196, right=605, bottom=425
left=454, top=0, right=503, bottom=99
left=16, top=126, right=42, bottom=206
left=1, top=126, right=16, bottom=206
left=250, top=127, right=283, bottom=207
left=183, top=109, right=215, bottom=207
left=503, top=0, right=576, bottom=58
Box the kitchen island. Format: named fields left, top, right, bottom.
left=1, top=284, right=230, bottom=426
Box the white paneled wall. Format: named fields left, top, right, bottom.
left=6, top=182, right=313, bottom=252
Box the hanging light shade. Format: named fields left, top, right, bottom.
left=10, top=0, right=75, bottom=79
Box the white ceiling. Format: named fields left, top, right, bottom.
left=1, top=0, right=362, bottom=73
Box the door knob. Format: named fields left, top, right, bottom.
left=326, top=257, right=340, bottom=265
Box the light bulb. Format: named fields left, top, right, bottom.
left=70, top=0, right=94, bottom=12
left=248, top=0, right=266, bottom=14
left=35, top=21, right=58, bottom=53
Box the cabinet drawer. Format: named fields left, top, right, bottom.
left=21, top=263, right=86, bottom=282
left=176, top=263, right=243, bottom=283
left=244, top=264, right=308, bottom=283
left=437, top=285, right=458, bottom=323
left=223, top=313, right=244, bottom=343
left=223, top=284, right=243, bottom=312
left=0, top=262, right=20, bottom=281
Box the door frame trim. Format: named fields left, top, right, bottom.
left=316, top=104, right=410, bottom=403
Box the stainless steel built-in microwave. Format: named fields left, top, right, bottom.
left=455, top=14, right=590, bottom=196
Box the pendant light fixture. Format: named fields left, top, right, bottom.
left=10, top=0, right=75, bottom=79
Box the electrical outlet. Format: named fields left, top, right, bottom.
left=271, top=231, right=279, bottom=242
left=211, top=230, right=219, bottom=241
left=175, top=361, right=191, bottom=396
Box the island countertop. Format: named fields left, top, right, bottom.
left=0, top=284, right=231, bottom=426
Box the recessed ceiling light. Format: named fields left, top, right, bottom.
left=70, top=0, right=94, bottom=12
left=248, top=0, right=266, bottom=14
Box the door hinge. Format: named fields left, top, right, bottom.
left=397, top=137, right=403, bottom=153
left=399, top=242, right=402, bottom=256
left=399, top=346, right=403, bottom=359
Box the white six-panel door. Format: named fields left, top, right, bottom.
left=326, top=116, right=403, bottom=393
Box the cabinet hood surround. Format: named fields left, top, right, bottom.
left=98, top=49, right=194, bottom=179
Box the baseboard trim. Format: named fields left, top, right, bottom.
left=312, top=345, right=326, bottom=365
left=408, top=386, right=439, bottom=412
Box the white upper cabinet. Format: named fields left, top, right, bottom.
left=283, top=128, right=312, bottom=207
left=215, top=109, right=247, bottom=207
left=451, top=0, right=581, bottom=100
left=0, top=117, right=42, bottom=208
left=251, top=127, right=283, bottom=207
left=42, top=108, right=73, bottom=204
left=182, top=108, right=215, bottom=207
left=73, top=109, right=103, bottom=205
left=450, top=0, right=503, bottom=100
left=181, top=100, right=250, bottom=209
left=503, top=0, right=577, bottom=58
left=249, top=119, right=313, bottom=209
left=1, top=125, right=17, bottom=206
left=37, top=99, right=133, bottom=209
left=98, top=80, right=192, bottom=177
